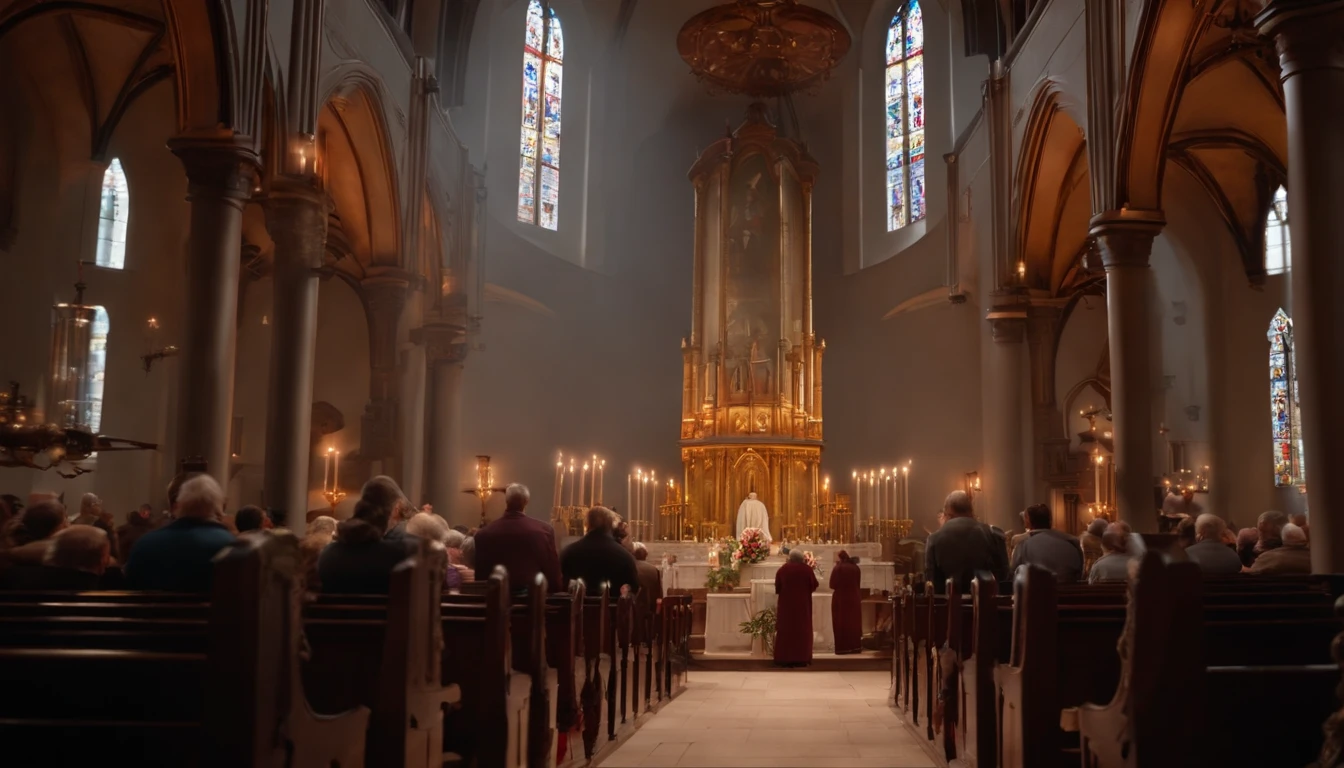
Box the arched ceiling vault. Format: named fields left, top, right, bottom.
left=1121, top=0, right=1285, bottom=282
left=318, top=83, right=402, bottom=279
left=1012, top=85, right=1092, bottom=298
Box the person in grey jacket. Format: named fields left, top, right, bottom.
left=1088, top=524, right=1135, bottom=583
left=1184, top=514, right=1243, bottom=576
left=1010, top=503, right=1084, bottom=583
left=924, top=491, right=1009, bottom=594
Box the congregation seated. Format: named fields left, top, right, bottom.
left=1087, top=524, right=1133, bottom=584
left=1179, top=513, right=1242, bottom=576
left=1010, top=503, right=1083, bottom=583
left=317, top=475, right=417, bottom=594
left=1080, top=517, right=1107, bottom=575
left=3, top=524, right=114, bottom=590
left=0, top=499, right=68, bottom=570
left=1250, top=521, right=1311, bottom=575
left=561, top=505, right=638, bottom=595
left=1248, top=509, right=1289, bottom=566
left=126, top=474, right=235, bottom=591
left=472, top=482, right=562, bottom=592
left=925, top=490, right=1008, bottom=593
left=116, top=502, right=158, bottom=562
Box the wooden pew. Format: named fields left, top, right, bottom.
left=0, top=534, right=368, bottom=767
left=580, top=582, right=613, bottom=760
left=1078, top=554, right=1341, bottom=768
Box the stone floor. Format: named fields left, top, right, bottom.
left=596, top=671, right=935, bottom=768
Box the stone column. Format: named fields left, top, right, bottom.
left=399, top=287, right=428, bottom=505
left=985, top=312, right=1027, bottom=531
left=1257, top=0, right=1344, bottom=571
left=423, top=322, right=467, bottom=525
left=262, top=180, right=327, bottom=531
left=360, top=277, right=410, bottom=476
left=1026, top=303, right=1067, bottom=501
left=168, top=138, right=258, bottom=488
left=1091, top=210, right=1165, bottom=532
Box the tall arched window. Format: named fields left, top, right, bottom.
left=87, top=306, right=109, bottom=433
left=1268, top=308, right=1304, bottom=487
left=885, top=0, right=925, bottom=232
left=96, top=159, right=129, bottom=269
left=1265, top=185, right=1290, bottom=275
left=516, top=0, right=563, bottom=231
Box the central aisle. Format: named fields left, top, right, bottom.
left=598, top=671, right=935, bottom=768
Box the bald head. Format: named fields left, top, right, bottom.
left=944, top=490, right=973, bottom=519
left=79, top=493, right=102, bottom=518
left=1087, top=518, right=1109, bottom=539
left=45, top=525, right=110, bottom=575
left=788, top=549, right=806, bottom=564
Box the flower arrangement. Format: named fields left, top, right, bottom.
left=706, top=564, right=741, bottom=592
left=734, top=527, right=770, bottom=565
left=803, top=550, right=824, bottom=577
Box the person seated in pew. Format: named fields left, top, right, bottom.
left=1088, top=524, right=1134, bottom=584
left=318, top=475, right=418, bottom=594
left=632, top=542, right=663, bottom=629
left=1010, top=503, right=1084, bottom=583
left=1290, top=512, right=1309, bottom=541
left=561, top=506, right=638, bottom=596
left=442, top=528, right=472, bottom=585
left=1080, top=517, right=1108, bottom=576
left=406, top=511, right=463, bottom=591
left=0, top=500, right=68, bottom=569
left=1248, top=510, right=1288, bottom=567
left=473, top=483, right=563, bottom=593
left=126, top=475, right=236, bottom=591
left=22, top=525, right=114, bottom=590
left=71, top=493, right=119, bottom=562
left=1249, top=522, right=1311, bottom=575
left=1182, top=514, right=1243, bottom=576
left=116, top=503, right=159, bottom=563
left=924, top=490, right=1009, bottom=594
left=233, top=505, right=272, bottom=535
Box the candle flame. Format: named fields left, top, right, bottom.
left=327, top=446, right=334, bottom=454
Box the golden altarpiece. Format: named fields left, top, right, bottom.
left=673, top=104, right=826, bottom=542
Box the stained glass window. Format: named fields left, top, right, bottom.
left=1268, top=308, right=1305, bottom=487
left=517, top=0, right=563, bottom=231
left=885, top=0, right=925, bottom=231
left=96, top=159, right=129, bottom=269
left=87, top=306, right=109, bottom=434
left=1265, top=185, right=1290, bottom=275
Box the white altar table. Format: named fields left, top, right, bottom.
left=704, top=593, right=754, bottom=653
left=645, top=541, right=880, bottom=566
left=660, top=558, right=895, bottom=593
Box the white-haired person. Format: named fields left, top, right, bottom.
left=71, top=492, right=119, bottom=562
left=126, top=474, right=235, bottom=592
left=407, top=511, right=469, bottom=592
left=1183, top=514, right=1243, bottom=576
left=472, top=483, right=563, bottom=593
left=1250, top=522, right=1311, bottom=575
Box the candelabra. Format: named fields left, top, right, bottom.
left=321, top=446, right=347, bottom=508
left=140, top=317, right=179, bottom=373
left=464, top=454, right=506, bottom=527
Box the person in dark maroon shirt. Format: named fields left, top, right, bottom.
left=472, top=483, right=564, bottom=593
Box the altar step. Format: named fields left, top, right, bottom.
left=690, top=649, right=891, bottom=672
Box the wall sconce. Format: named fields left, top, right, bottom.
left=141, top=317, right=179, bottom=373
left=965, top=471, right=982, bottom=498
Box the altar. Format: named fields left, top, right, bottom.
left=704, top=582, right=836, bottom=654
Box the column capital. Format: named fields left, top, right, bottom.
left=415, top=321, right=468, bottom=366
left=1089, top=209, right=1165, bottom=270
left=1256, top=0, right=1344, bottom=78
left=169, top=136, right=260, bottom=208
left=987, top=305, right=1027, bottom=343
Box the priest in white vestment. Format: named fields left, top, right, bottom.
left=735, top=492, right=772, bottom=543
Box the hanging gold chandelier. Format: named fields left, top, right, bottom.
left=677, top=0, right=851, bottom=98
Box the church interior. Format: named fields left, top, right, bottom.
left=0, top=0, right=1341, bottom=766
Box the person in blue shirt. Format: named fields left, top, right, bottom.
left=125, top=474, right=235, bottom=592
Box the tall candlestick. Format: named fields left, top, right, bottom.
left=598, top=460, right=605, bottom=506
left=903, top=464, right=910, bottom=520
left=1094, top=454, right=1102, bottom=506
left=568, top=462, right=576, bottom=507
left=333, top=450, right=340, bottom=490
left=626, top=474, right=632, bottom=525
left=324, top=447, right=331, bottom=492
left=581, top=463, right=589, bottom=510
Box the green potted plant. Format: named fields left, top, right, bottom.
left=705, top=564, right=741, bottom=592
left=739, top=608, right=777, bottom=655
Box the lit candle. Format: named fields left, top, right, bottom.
left=591, top=455, right=598, bottom=507
left=333, top=449, right=340, bottom=491
left=627, top=473, right=632, bottom=525
left=324, top=447, right=332, bottom=492
left=1094, top=453, right=1103, bottom=506
left=568, top=461, right=576, bottom=507
left=903, top=464, right=910, bottom=521
left=554, top=454, right=563, bottom=510
left=852, top=471, right=859, bottom=533
left=598, top=460, right=606, bottom=505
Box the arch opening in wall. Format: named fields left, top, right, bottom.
left=95, top=159, right=130, bottom=270
left=517, top=0, right=563, bottom=231
left=884, top=0, right=925, bottom=231
left=1268, top=308, right=1304, bottom=488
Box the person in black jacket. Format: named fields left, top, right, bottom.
left=317, top=476, right=417, bottom=594
left=560, top=506, right=638, bottom=596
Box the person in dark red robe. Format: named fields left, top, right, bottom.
left=829, top=550, right=863, bottom=654
left=774, top=550, right=819, bottom=667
